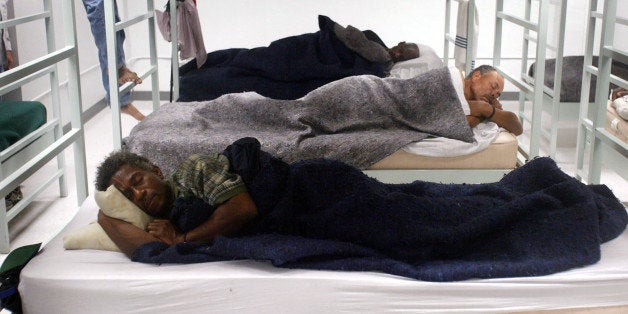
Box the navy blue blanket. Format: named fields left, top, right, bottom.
left=132, top=140, right=627, bottom=281
left=177, top=15, right=392, bottom=102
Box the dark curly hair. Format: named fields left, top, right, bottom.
left=94, top=150, right=155, bottom=191
left=465, top=64, right=498, bottom=79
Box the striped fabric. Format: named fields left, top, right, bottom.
left=169, top=153, right=247, bottom=206
left=454, top=0, right=478, bottom=73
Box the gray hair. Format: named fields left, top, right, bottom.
left=466, top=64, right=497, bottom=79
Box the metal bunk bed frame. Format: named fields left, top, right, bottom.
left=519, top=0, right=574, bottom=160
left=0, top=0, right=88, bottom=253
left=493, top=0, right=556, bottom=164
left=104, top=0, right=162, bottom=149
left=575, top=0, right=627, bottom=185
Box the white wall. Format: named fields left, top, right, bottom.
left=10, top=0, right=103, bottom=125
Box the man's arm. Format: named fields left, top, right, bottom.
left=98, top=210, right=161, bottom=257
left=467, top=100, right=523, bottom=135
left=147, top=191, right=259, bottom=245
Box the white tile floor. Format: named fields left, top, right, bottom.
left=1, top=100, right=626, bottom=265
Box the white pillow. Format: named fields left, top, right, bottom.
left=63, top=185, right=153, bottom=252
left=612, top=95, right=628, bottom=120
left=389, top=44, right=443, bottom=79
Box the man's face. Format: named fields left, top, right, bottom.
left=470, top=71, right=504, bottom=103
left=110, top=164, right=174, bottom=218
left=390, top=42, right=420, bottom=62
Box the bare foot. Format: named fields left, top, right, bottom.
left=118, top=65, right=142, bottom=85
left=120, top=104, right=145, bottom=121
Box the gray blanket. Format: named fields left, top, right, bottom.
left=123, top=67, right=474, bottom=175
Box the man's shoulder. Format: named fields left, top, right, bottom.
left=187, top=153, right=226, bottom=162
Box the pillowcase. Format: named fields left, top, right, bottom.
left=389, top=44, right=443, bottom=79
left=63, top=185, right=153, bottom=252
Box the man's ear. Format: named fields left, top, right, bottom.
left=151, top=165, right=164, bottom=179
left=471, top=71, right=482, bottom=81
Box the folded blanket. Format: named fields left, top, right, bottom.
left=123, top=67, right=474, bottom=175
left=177, top=15, right=393, bottom=102
left=0, top=101, right=47, bottom=150
left=132, top=140, right=627, bottom=281
left=528, top=56, right=628, bottom=102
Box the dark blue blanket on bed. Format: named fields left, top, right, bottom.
left=177, top=15, right=391, bottom=102
left=132, top=139, right=627, bottom=281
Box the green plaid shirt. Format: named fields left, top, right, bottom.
left=168, top=153, right=247, bottom=206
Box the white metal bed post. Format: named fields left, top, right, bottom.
left=104, top=0, right=161, bottom=149
left=576, top=0, right=627, bottom=184
left=519, top=1, right=569, bottom=160
left=444, top=0, right=452, bottom=69
left=575, top=0, right=599, bottom=180
left=465, top=1, right=475, bottom=76
left=43, top=0, right=69, bottom=198
left=443, top=0, right=475, bottom=76
left=64, top=0, right=89, bottom=204
left=0, top=0, right=88, bottom=252
left=494, top=0, right=550, bottom=162
left=516, top=0, right=532, bottom=160
left=546, top=1, right=568, bottom=159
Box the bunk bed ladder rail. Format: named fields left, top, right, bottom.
left=444, top=0, right=476, bottom=76
left=104, top=0, right=161, bottom=149
left=0, top=0, right=88, bottom=253
left=494, top=0, right=555, bottom=163
left=575, top=0, right=628, bottom=184
left=519, top=0, right=569, bottom=160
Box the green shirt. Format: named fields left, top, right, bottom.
left=168, top=153, right=247, bottom=206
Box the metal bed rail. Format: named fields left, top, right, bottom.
left=575, top=0, right=627, bottom=184
left=493, top=0, right=563, bottom=162
left=104, top=0, right=161, bottom=149
left=0, top=0, right=88, bottom=253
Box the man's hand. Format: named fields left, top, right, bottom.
left=489, top=98, right=503, bottom=110
left=148, top=219, right=183, bottom=245
left=467, top=100, right=493, bottom=119
left=98, top=210, right=161, bottom=257
left=466, top=99, right=523, bottom=135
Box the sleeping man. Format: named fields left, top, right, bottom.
left=95, top=133, right=627, bottom=281
left=176, top=15, right=422, bottom=102
left=124, top=64, right=523, bottom=179
left=457, top=64, right=522, bottom=135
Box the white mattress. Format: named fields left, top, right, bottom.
left=19, top=195, right=628, bottom=313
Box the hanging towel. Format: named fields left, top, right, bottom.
left=454, top=0, right=478, bottom=73
left=156, top=0, right=207, bottom=68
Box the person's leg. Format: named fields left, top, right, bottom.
left=82, top=0, right=144, bottom=120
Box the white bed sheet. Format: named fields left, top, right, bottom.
left=19, top=195, right=628, bottom=313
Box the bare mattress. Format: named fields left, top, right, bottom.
left=371, top=130, right=517, bottom=170
left=19, top=195, right=628, bottom=313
